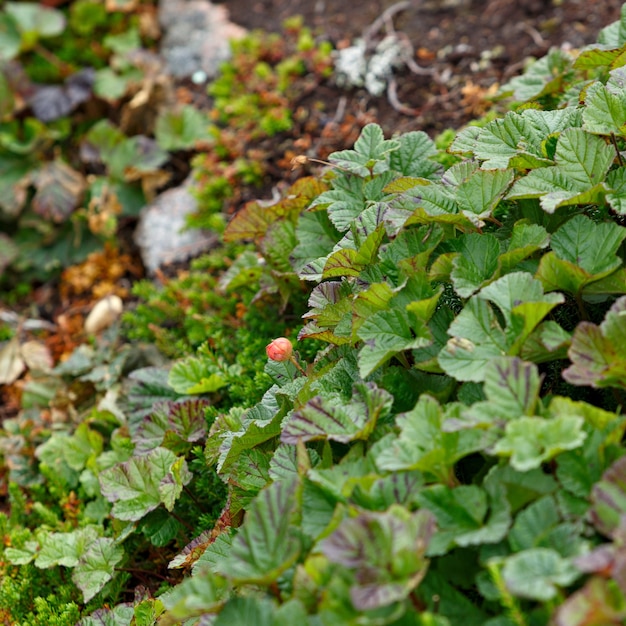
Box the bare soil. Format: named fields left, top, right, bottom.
left=218, top=0, right=624, bottom=135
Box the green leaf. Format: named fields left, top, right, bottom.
left=582, top=72, right=626, bottom=135
left=35, top=526, right=99, bottom=569
left=450, top=233, right=500, bottom=297
left=159, top=572, right=229, bottom=622
left=500, top=548, right=579, bottom=601
left=563, top=295, right=626, bottom=389
left=551, top=214, right=626, bottom=276
left=216, top=478, right=302, bottom=584
left=439, top=273, right=563, bottom=381
left=357, top=309, right=431, bottom=378
left=459, top=357, right=541, bottom=428
left=319, top=506, right=435, bottom=611
left=598, top=4, right=626, bottom=46
left=72, top=537, right=124, bottom=602
left=168, top=357, right=226, bottom=395
left=329, top=123, right=400, bottom=176
left=6, top=2, right=66, bottom=40
left=281, top=382, right=393, bottom=444
left=0, top=13, right=21, bottom=60
left=499, top=48, right=573, bottom=102
left=492, top=415, right=586, bottom=471
left=417, top=480, right=510, bottom=555
left=375, top=395, right=487, bottom=484
left=155, top=105, right=211, bottom=151
left=507, top=128, right=615, bottom=212
left=99, top=447, right=192, bottom=521
left=455, top=168, right=514, bottom=222
left=390, top=131, right=440, bottom=179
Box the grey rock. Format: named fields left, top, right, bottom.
left=134, top=178, right=219, bottom=274
left=159, top=0, right=246, bottom=79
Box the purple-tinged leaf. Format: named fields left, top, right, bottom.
left=216, top=478, right=301, bottom=583
left=563, top=296, right=626, bottom=389
left=319, top=506, right=435, bottom=610
left=29, top=68, right=94, bottom=122
left=554, top=577, right=626, bottom=626
left=134, top=398, right=209, bottom=454
left=281, top=382, right=392, bottom=444
left=99, top=447, right=191, bottom=521
left=72, top=537, right=124, bottom=603
left=31, top=159, right=86, bottom=223
left=169, top=530, right=213, bottom=570
left=590, top=456, right=626, bottom=539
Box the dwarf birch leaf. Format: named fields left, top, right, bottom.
left=217, top=478, right=301, bottom=583
left=281, top=382, right=393, bottom=444
left=357, top=309, right=431, bottom=378
left=72, top=537, right=124, bottom=602
left=502, top=548, right=579, bottom=601
left=492, top=415, right=586, bottom=471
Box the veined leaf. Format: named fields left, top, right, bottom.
left=583, top=72, right=626, bottom=135
left=499, top=48, right=573, bottom=102
left=507, top=128, right=615, bottom=213
left=216, top=478, right=301, bottom=584
left=417, top=479, right=510, bottom=555
left=389, top=130, right=440, bottom=179
left=35, top=526, right=100, bottom=569
left=536, top=214, right=626, bottom=295
left=500, top=548, right=580, bottom=601
left=329, top=123, right=400, bottom=176
left=357, top=308, right=431, bottom=378
left=563, top=295, right=626, bottom=389
left=168, top=356, right=226, bottom=395
left=72, top=537, right=124, bottom=603
left=318, top=506, right=435, bottom=611
left=134, top=399, right=209, bottom=454
left=375, top=395, right=487, bottom=484
left=450, top=233, right=500, bottom=298
left=99, top=447, right=192, bottom=521
left=492, top=415, right=586, bottom=471
left=281, top=382, right=393, bottom=444
left=455, top=168, right=514, bottom=222
left=590, top=456, right=626, bottom=538
left=439, top=273, right=563, bottom=382
left=458, top=357, right=542, bottom=429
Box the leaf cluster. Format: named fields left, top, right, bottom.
left=7, top=5, right=626, bottom=626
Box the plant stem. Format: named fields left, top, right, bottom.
left=487, top=561, right=528, bottom=626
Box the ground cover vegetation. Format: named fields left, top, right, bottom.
left=4, top=1, right=626, bottom=625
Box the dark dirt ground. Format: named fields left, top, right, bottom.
left=218, top=0, right=624, bottom=136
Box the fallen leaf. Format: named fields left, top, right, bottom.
left=0, top=337, right=26, bottom=385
